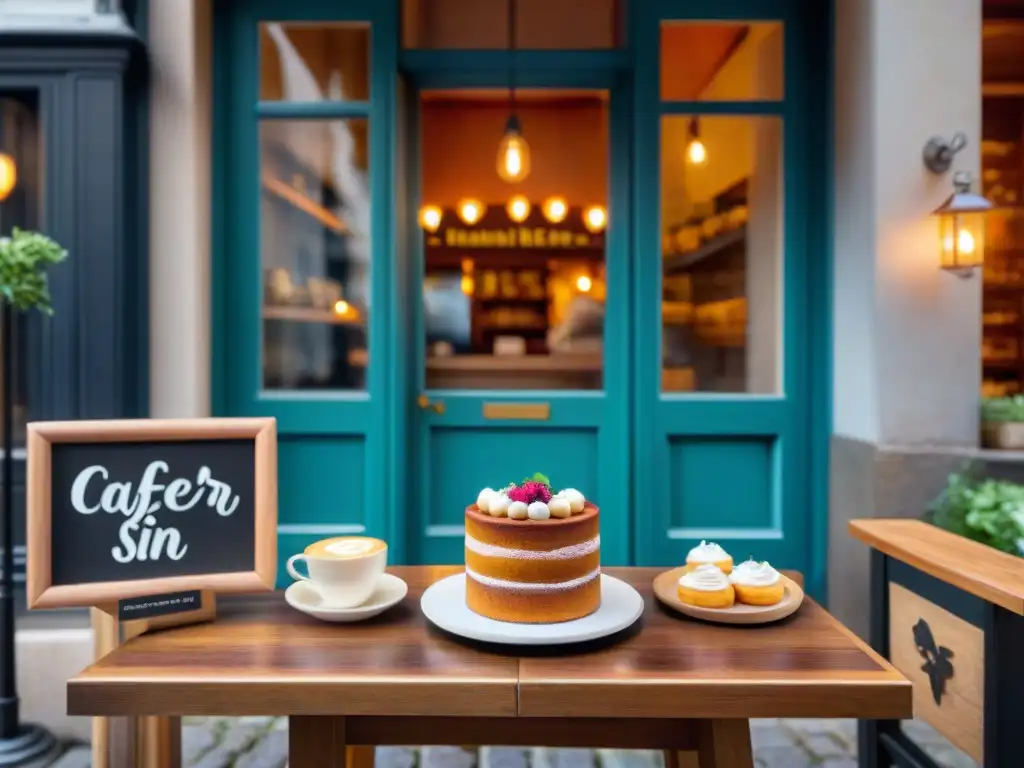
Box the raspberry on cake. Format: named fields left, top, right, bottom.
left=465, top=474, right=600, bottom=624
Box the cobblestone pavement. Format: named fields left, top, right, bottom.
left=145, top=716, right=974, bottom=768
left=45, top=717, right=979, bottom=767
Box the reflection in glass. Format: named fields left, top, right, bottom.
left=661, top=115, right=783, bottom=394
left=260, top=119, right=370, bottom=390
left=660, top=22, right=783, bottom=102
left=260, top=22, right=370, bottom=102
left=419, top=92, right=608, bottom=390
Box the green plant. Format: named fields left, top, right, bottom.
left=926, top=462, right=1024, bottom=556
left=981, top=395, right=1024, bottom=423
left=0, top=228, right=67, bottom=314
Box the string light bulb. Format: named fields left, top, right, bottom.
left=0, top=153, right=16, bottom=202
left=583, top=205, right=607, bottom=233
left=418, top=205, right=442, bottom=233
left=542, top=196, right=568, bottom=224
left=576, top=275, right=592, bottom=293
left=457, top=198, right=486, bottom=226
left=507, top=195, right=531, bottom=223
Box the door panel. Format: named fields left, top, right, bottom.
left=217, top=0, right=396, bottom=584
left=406, top=84, right=632, bottom=567
left=635, top=9, right=811, bottom=573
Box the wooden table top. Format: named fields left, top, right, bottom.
left=850, top=518, right=1024, bottom=615
left=68, top=566, right=911, bottom=720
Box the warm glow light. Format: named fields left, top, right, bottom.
left=576, top=275, right=593, bottom=293
left=333, top=300, right=350, bottom=316
left=507, top=195, right=531, bottom=223
left=686, top=138, right=708, bottom=166
left=583, top=205, right=607, bottom=233
left=497, top=117, right=532, bottom=183
left=542, top=196, right=568, bottom=224
left=0, top=154, right=16, bottom=202
left=457, top=198, right=485, bottom=226
left=461, top=274, right=475, bottom=295
left=418, top=205, right=442, bottom=232
left=942, top=229, right=977, bottom=256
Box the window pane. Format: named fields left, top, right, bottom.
left=260, top=22, right=369, bottom=102
left=260, top=119, right=370, bottom=391
left=0, top=95, right=40, bottom=446
left=420, top=91, right=607, bottom=390
left=402, top=0, right=622, bottom=49
left=660, top=22, right=783, bottom=101
left=661, top=115, right=783, bottom=394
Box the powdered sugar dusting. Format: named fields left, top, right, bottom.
left=465, top=567, right=601, bottom=592
left=465, top=534, right=600, bottom=561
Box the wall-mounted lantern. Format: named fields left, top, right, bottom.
left=922, top=132, right=995, bottom=278
left=932, top=171, right=992, bottom=278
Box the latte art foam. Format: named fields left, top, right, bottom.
left=326, top=539, right=376, bottom=557
left=307, top=536, right=386, bottom=559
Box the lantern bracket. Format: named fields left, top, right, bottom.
left=923, top=132, right=968, bottom=174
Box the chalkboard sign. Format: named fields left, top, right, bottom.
left=25, top=418, right=278, bottom=609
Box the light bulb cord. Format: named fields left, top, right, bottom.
left=508, top=0, right=517, bottom=113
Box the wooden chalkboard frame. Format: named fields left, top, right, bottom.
left=25, top=417, right=278, bottom=609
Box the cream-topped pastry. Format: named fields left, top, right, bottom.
left=730, top=560, right=784, bottom=606
left=676, top=563, right=734, bottom=608
left=685, top=540, right=733, bottom=574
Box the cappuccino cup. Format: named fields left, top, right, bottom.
left=286, top=536, right=387, bottom=609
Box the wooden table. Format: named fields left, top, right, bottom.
left=67, top=567, right=912, bottom=768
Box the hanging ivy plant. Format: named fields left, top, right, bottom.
left=0, top=228, right=67, bottom=314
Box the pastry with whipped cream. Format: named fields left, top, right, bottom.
left=677, top=564, right=735, bottom=608
left=729, top=559, right=784, bottom=606
left=466, top=474, right=600, bottom=623
left=685, top=540, right=733, bottom=575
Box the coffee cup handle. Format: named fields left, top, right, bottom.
left=287, top=554, right=310, bottom=583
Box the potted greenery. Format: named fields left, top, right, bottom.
left=925, top=462, right=1024, bottom=556
left=981, top=395, right=1024, bottom=449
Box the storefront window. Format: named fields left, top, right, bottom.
left=660, top=115, right=784, bottom=395
left=0, top=95, right=38, bottom=445
left=260, top=119, right=370, bottom=391
left=259, top=22, right=369, bottom=102
left=419, top=90, right=607, bottom=390
left=402, top=0, right=623, bottom=50
left=660, top=21, right=783, bottom=102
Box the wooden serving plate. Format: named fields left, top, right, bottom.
left=652, top=566, right=804, bottom=625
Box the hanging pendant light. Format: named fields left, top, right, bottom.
left=686, top=117, right=708, bottom=167
left=497, top=0, right=531, bottom=183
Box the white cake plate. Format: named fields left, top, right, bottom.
left=420, top=572, right=644, bottom=646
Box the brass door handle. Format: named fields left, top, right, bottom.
left=417, top=394, right=445, bottom=414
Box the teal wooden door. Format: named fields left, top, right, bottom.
left=632, top=1, right=822, bottom=586
left=214, top=0, right=397, bottom=583
left=400, top=66, right=633, bottom=566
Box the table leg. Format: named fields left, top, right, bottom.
left=663, top=750, right=700, bottom=768
left=290, top=716, right=345, bottom=768
left=348, top=746, right=377, bottom=768
left=696, top=719, right=753, bottom=768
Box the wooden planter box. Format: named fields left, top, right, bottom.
left=981, top=420, right=1024, bottom=449
left=850, top=520, right=1024, bottom=768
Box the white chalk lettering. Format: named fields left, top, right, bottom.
left=71, top=460, right=238, bottom=564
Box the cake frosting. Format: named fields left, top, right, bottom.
left=678, top=563, right=731, bottom=591
left=729, top=560, right=780, bottom=587
left=686, top=540, right=730, bottom=563
left=465, top=473, right=600, bottom=623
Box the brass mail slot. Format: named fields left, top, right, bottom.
left=483, top=402, right=551, bottom=420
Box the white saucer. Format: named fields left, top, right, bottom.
left=420, top=573, right=644, bottom=645
left=285, top=573, right=408, bottom=623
